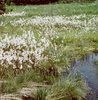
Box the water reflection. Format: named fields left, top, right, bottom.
left=62, top=53, right=98, bottom=100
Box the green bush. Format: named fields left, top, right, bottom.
left=0, top=0, right=5, bottom=14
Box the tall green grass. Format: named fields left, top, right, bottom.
left=6, top=3, right=98, bottom=17
left=32, top=74, right=89, bottom=100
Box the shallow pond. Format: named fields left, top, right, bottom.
left=62, top=53, right=98, bottom=100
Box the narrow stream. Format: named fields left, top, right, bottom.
left=62, top=53, right=98, bottom=100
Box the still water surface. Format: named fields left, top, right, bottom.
left=62, top=53, right=98, bottom=100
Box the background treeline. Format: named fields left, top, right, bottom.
left=4, top=0, right=96, bottom=5
left=0, top=0, right=5, bottom=14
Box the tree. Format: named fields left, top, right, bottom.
left=12, top=0, right=57, bottom=5
left=0, top=0, right=5, bottom=14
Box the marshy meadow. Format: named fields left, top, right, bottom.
left=0, top=0, right=98, bottom=100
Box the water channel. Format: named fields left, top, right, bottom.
left=62, top=53, right=98, bottom=100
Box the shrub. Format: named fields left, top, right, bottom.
left=0, top=0, right=5, bottom=14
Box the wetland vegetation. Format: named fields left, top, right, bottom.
left=0, top=1, right=98, bottom=100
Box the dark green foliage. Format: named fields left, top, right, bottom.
left=4, top=0, right=11, bottom=5
left=12, top=0, right=57, bottom=5
left=6, top=0, right=96, bottom=5
left=0, top=0, right=5, bottom=14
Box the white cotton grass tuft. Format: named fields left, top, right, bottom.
left=1, top=11, right=26, bottom=17
left=0, top=31, right=51, bottom=70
